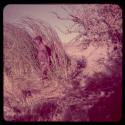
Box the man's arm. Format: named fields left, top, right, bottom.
left=45, top=46, right=51, bottom=56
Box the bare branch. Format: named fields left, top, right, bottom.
left=60, top=5, right=69, bottom=13
left=69, top=34, right=82, bottom=43
left=51, top=11, right=71, bottom=21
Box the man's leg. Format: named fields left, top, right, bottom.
left=41, top=64, right=48, bottom=80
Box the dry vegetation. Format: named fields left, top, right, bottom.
left=4, top=4, right=122, bottom=122
left=4, top=17, right=71, bottom=121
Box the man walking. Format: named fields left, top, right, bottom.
left=33, top=36, right=51, bottom=79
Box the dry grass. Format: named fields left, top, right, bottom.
left=4, top=17, right=72, bottom=121
left=3, top=16, right=122, bottom=121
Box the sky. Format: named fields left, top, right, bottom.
left=3, top=4, right=78, bottom=43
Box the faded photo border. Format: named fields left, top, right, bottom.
left=0, top=0, right=124, bottom=124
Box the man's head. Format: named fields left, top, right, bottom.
left=33, top=36, right=44, bottom=45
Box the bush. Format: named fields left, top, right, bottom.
left=34, top=102, right=58, bottom=120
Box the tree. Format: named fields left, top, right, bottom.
left=52, top=4, right=122, bottom=64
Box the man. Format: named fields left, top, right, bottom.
left=33, top=36, right=51, bottom=79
